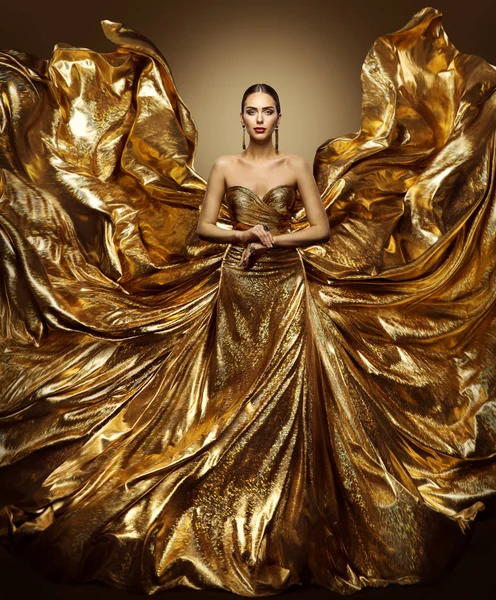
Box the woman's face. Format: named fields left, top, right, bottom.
left=241, top=92, right=280, bottom=143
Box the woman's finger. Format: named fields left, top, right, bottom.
left=252, top=225, right=274, bottom=247
left=257, top=231, right=269, bottom=247
left=240, top=245, right=254, bottom=269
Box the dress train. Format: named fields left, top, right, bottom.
left=0, top=6, right=495, bottom=596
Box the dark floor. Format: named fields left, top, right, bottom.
left=1, top=515, right=496, bottom=600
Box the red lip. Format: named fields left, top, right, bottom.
left=254, top=128, right=266, bottom=132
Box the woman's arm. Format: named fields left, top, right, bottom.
left=273, top=155, right=330, bottom=248
left=196, top=157, right=274, bottom=247
left=196, top=157, right=242, bottom=244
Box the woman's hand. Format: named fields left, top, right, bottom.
left=238, top=225, right=274, bottom=248
left=239, top=242, right=270, bottom=269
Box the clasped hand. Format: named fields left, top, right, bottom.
left=238, top=224, right=275, bottom=269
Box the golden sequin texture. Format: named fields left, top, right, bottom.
left=0, top=6, right=495, bottom=597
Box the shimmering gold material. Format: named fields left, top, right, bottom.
left=0, top=6, right=495, bottom=596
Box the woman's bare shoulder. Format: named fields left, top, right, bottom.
left=209, top=155, right=239, bottom=178
left=282, top=153, right=310, bottom=178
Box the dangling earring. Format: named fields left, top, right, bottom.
left=242, top=125, right=246, bottom=150
left=275, top=126, right=279, bottom=151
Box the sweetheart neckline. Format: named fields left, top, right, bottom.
left=226, top=184, right=296, bottom=202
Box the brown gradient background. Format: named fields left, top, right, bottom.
left=1, top=0, right=495, bottom=179
left=1, top=2, right=496, bottom=599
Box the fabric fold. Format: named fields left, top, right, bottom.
left=0, top=6, right=495, bottom=597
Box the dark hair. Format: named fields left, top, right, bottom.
left=241, top=84, right=281, bottom=114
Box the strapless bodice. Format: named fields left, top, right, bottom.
left=224, top=184, right=297, bottom=233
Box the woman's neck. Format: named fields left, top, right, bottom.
left=242, top=143, right=279, bottom=162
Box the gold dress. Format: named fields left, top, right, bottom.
left=0, top=6, right=495, bottom=597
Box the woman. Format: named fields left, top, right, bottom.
left=0, top=6, right=495, bottom=598
left=197, top=83, right=331, bottom=268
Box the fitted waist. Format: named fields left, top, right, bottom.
left=223, top=243, right=301, bottom=271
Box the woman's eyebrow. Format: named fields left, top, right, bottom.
left=245, top=106, right=275, bottom=109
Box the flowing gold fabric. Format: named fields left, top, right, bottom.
left=0, top=6, right=495, bottom=596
